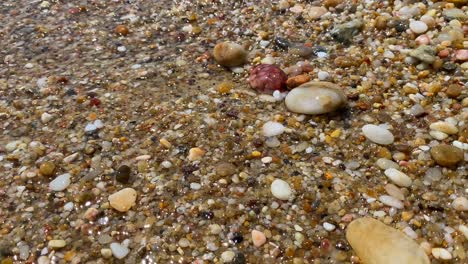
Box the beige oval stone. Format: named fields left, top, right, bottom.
left=430, top=144, right=464, bottom=167
left=346, top=217, right=430, bottom=264
left=429, top=121, right=458, bottom=135
left=285, top=81, right=347, bottom=115
left=109, top=188, right=137, bottom=212
left=213, top=42, right=247, bottom=67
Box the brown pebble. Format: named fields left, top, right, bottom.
left=375, top=16, right=387, bottom=30
left=430, top=144, right=464, bottom=167
left=446, top=84, right=462, bottom=98
left=39, top=161, right=56, bottom=177
left=286, top=74, right=311, bottom=89
left=323, top=0, right=341, bottom=8
left=114, top=25, right=129, bottom=36
left=215, top=162, right=237, bottom=177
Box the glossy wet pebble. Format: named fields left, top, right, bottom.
left=262, top=121, right=285, bottom=137
left=249, top=64, right=288, bottom=94
left=213, top=42, right=247, bottom=67
left=110, top=242, right=129, bottom=259
left=430, top=144, right=463, bottom=167
left=285, top=81, right=347, bottom=115
left=49, top=173, right=71, bottom=191
left=346, top=217, right=430, bottom=264
left=362, top=124, right=394, bottom=145
left=384, top=168, right=412, bottom=187
left=271, top=179, right=292, bottom=200
left=109, top=188, right=137, bottom=212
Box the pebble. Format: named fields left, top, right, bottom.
left=114, top=25, right=129, bottom=36
left=415, top=34, right=430, bottom=45
left=251, top=230, right=267, bottom=247
left=384, top=168, right=412, bottom=187
left=271, top=179, right=293, bottom=200
left=161, top=160, right=172, bottom=168
left=285, top=81, right=347, bottom=115
left=455, top=50, right=468, bottom=61
left=376, top=158, right=399, bottom=170
left=215, top=162, right=236, bottom=176
left=362, top=124, right=394, bottom=145
left=446, top=84, right=462, bottom=98
left=38, top=256, right=50, bottom=264
left=379, top=195, right=404, bottom=209
left=307, top=6, right=327, bottom=20
left=443, top=8, right=467, bottom=20
left=110, top=242, right=129, bottom=259
left=430, top=144, right=464, bottom=167
left=262, top=121, right=285, bottom=137
left=346, top=217, right=430, bottom=264
left=459, top=225, right=468, bottom=240
left=409, top=20, right=428, bottom=34
left=41, top=112, right=53, bottom=123
left=188, top=147, right=205, bottom=161
left=452, top=197, right=468, bottom=211
left=409, top=45, right=436, bottom=63
left=429, top=130, right=448, bottom=140
left=48, top=240, right=66, bottom=249
left=213, top=42, right=247, bottom=67
left=49, top=173, right=71, bottom=191
left=384, top=184, right=405, bottom=200
left=317, top=71, right=329, bottom=81
left=431, top=248, right=452, bottom=260
left=286, top=74, right=310, bottom=89
left=108, top=188, right=137, bottom=212
left=323, top=222, right=336, bottom=231
left=115, top=165, right=131, bottom=183
left=249, top=64, right=288, bottom=94
left=429, top=121, right=458, bottom=135
left=221, top=251, right=236, bottom=262
left=331, top=19, right=364, bottom=43
left=39, top=161, right=56, bottom=177
left=101, top=248, right=112, bottom=259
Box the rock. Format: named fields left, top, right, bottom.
left=273, top=37, right=290, bottom=51
left=384, top=184, right=405, bottom=200
left=221, top=251, right=236, bottom=262
left=376, top=158, right=399, bottom=170
left=39, top=161, right=56, bottom=177
left=249, top=64, right=288, bottom=94
left=101, top=248, right=112, bottom=259
left=114, top=25, right=129, bottom=36
left=362, top=125, right=394, bottom=145
left=346, top=217, right=430, bottom=264
left=288, top=44, right=314, bottom=57
left=213, top=42, right=247, bottom=67
left=307, top=6, right=327, bottom=20
left=271, top=179, right=293, bottom=200
left=115, top=165, right=131, bottom=183
left=41, top=112, right=53, bottom=123
left=379, top=195, right=404, bottom=209
left=429, top=130, right=448, bottom=140
left=443, top=8, right=467, bottom=20
left=110, top=242, right=129, bottom=259
left=409, top=45, right=436, bottom=64
left=108, top=188, right=137, bottom=212
left=455, top=49, right=468, bottom=61
left=286, top=74, right=311, bottom=89
left=331, top=19, right=364, bottom=44
left=323, top=222, right=336, bottom=231
left=431, top=248, right=452, bottom=260
left=317, top=71, right=329, bottom=80
left=446, top=84, right=462, bottom=98
left=452, top=197, right=468, bottom=211
left=215, top=162, right=236, bottom=176
left=188, top=147, right=205, bottom=161
left=415, top=34, right=430, bottom=45
left=409, top=20, right=428, bottom=34
left=262, top=121, right=285, bottom=137
left=284, top=81, right=347, bottom=115
left=251, top=230, right=267, bottom=247
left=384, top=168, right=412, bottom=187
left=49, top=173, right=71, bottom=191
left=48, top=240, right=66, bottom=249
left=429, top=121, right=458, bottom=135
left=430, top=144, right=463, bottom=167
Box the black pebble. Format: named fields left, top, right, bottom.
left=231, top=232, right=244, bottom=244
left=116, top=165, right=131, bottom=183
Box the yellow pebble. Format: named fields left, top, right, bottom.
left=251, top=151, right=262, bottom=157
left=330, top=129, right=341, bottom=138
left=159, top=138, right=172, bottom=148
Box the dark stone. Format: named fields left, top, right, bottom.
left=232, top=252, right=246, bottom=264
left=231, top=232, right=244, bottom=244
left=115, top=165, right=131, bottom=184
left=335, top=240, right=351, bottom=251
left=200, top=211, right=214, bottom=220
left=331, top=19, right=363, bottom=44
left=274, top=37, right=291, bottom=50
left=442, top=62, right=457, bottom=71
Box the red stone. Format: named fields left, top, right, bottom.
left=89, top=98, right=101, bottom=107
left=248, top=64, right=287, bottom=94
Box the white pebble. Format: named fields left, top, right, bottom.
left=379, top=195, right=404, bottom=209
left=49, top=173, right=71, bottom=191
left=161, top=161, right=172, bottom=168
left=85, top=123, right=97, bottom=132
left=323, top=222, right=336, bottom=231
left=271, top=179, right=293, bottom=200
left=431, top=248, right=452, bottom=260
left=117, top=46, right=126, bottom=52
left=48, top=240, right=66, bottom=249
left=190, top=182, right=201, bottom=190
left=64, top=202, right=74, bottom=211
left=263, top=121, right=285, bottom=137
left=376, top=158, right=399, bottom=170
left=430, top=121, right=458, bottom=135
left=453, top=140, right=468, bottom=150
left=221, top=251, right=235, bottom=262
left=429, top=130, right=448, bottom=140
left=452, top=197, right=468, bottom=211
left=384, top=184, right=405, bottom=200
left=261, top=157, right=273, bottom=163
left=265, top=137, right=280, bottom=148
left=317, top=71, right=329, bottom=80
left=94, top=119, right=104, bottom=129
left=410, top=20, right=428, bottom=34
left=383, top=50, right=395, bottom=59
left=458, top=225, right=468, bottom=240
left=384, top=168, right=412, bottom=187
left=41, top=112, right=53, bottom=123
left=110, top=242, right=129, bottom=259
left=362, top=124, right=394, bottom=145
left=37, top=256, right=50, bottom=264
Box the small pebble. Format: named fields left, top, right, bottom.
left=251, top=230, right=267, bottom=247
left=317, top=71, right=329, bottom=81
left=110, top=242, right=130, bottom=259
left=262, top=121, right=285, bottom=137
left=115, top=165, right=131, bottom=183
left=409, top=20, right=428, bottom=34
left=384, top=168, right=412, bottom=187
left=48, top=240, right=66, bottom=249
left=49, top=173, right=71, bottom=191
left=271, top=179, right=293, bottom=200
left=429, top=121, right=458, bottom=135
left=323, top=222, right=336, bottom=231
left=430, top=144, right=464, bottom=167
left=41, top=112, right=53, bottom=123
left=215, top=162, right=236, bottom=176
left=307, top=6, right=327, bottom=20
left=108, top=188, right=137, bottom=212
left=39, top=161, right=56, bottom=177
left=379, top=195, right=404, bottom=209
left=431, top=248, right=452, bottom=260
left=384, top=184, right=404, bottom=200
left=213, top=42, right=247, bottom=67
left=101, top=248, right=112, bottom=259
left=376, top=158, right=399, bottom=170
left=362, top=124, right=394, bottom=145
left=249, top=64, right=288, bottom=94
left=429, top=130, right=448, bottom=140
left=221, top=251, right=236, bottom=262
left=188, top=147, right=205, bottom=161
left=452, top=197, right=468, bottom=211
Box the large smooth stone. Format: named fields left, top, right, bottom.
left=285, top=81, right=347, bottom=115
left=213, top=42, right=247, bottom=67
left=346, top=217, right=430, bottom=264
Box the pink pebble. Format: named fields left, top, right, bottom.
left=248, top=64, right=288, bottom=94
left=252, top=230, right=267, bottom=247
left=415, top=34, right=430, bottom=45
left=438, top=49, right=450, bottom=58
left=455, top=50, right=468, bottom=61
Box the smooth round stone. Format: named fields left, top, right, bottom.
left=430, top=144, right=464, bottom=167
left=376, top=158, right=399, bottom=170
left=384, top=168, right=412, bottom=187
left=221, top=251, right=235, bottom=262
left=251, top=230, right=267, bottom=247
left=429, top=130, right=448, bottom=140
left=452, top=197, right=468, bottom=211
left=215, top=162, right=236, bottom=177
left=213, top=42, right=247, bottom=67
left=110, top=242, right=129, bottom=259
left=285, top=81, right=347, bottom=115
left=346, top=217, right=430, bottom=264
left=48, top=240, right=66, bottom=249
left=108, top=188, right=137, bottom=212
left=307, top=6, right=327, bottom=20
left=249, top=64, right=288, bottom=94
left=429, top=121, right=458, bottom=135
left=409, top=20, right=428, bottom=34
left=49, top=173, right=71, bottom=191
left=362, top=124, right=394, bottom=145
left=115, top=165, right=131, bottom=183
left=379, top=195, right=404, bottom=209
left=39, top=161, right=56, bottom=177
left=263, top=121, right=285, bottom=137
left=271, top=179, right=293, bottom=200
